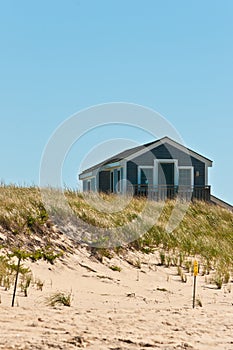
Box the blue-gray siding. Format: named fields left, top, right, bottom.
left=83, top=178, right=95, bottom=191
left=127, top=143, right=206, bottom=186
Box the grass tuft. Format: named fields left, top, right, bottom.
left=109, top=265, right=122, bottom=272
left=46, top=291, right=72, bottom=307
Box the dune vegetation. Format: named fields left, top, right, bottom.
left=0, top=185, right=232, bottom=290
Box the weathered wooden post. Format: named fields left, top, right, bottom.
left=12, top=255, right=21, bottom=307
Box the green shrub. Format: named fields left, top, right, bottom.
left=109, top=265, right=121, bottom=272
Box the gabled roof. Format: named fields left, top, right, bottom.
left=79, top=136, right=213, bottom=178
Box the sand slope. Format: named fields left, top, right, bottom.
left=0, top=247, right=232, bottom=350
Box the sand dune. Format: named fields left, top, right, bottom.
left=0, top=246, right=233, bottom=350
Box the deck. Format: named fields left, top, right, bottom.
left=128, top=185, right=211, bottom=201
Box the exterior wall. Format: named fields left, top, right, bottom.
left=91, top=178, right=95, bottom=190
left=191, top=158, right=205, bottom=186
left=83, top=179, right=88, bottom=192
left=127, top=161, right=138, bottom=185
left=127, top=142, right=206, bottom=186
left=83, top=177, right=96, bottom=191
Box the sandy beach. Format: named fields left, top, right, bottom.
left=0, top=245, right=232, bottom=350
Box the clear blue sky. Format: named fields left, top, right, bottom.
left=0, top=0, right=232, bottom=204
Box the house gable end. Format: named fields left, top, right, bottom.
left=125, top=137, right=212, bottom=167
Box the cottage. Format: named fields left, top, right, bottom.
left=79, top=137, right=213, bottom=201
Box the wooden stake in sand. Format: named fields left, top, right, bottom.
left=192, top=259, right=198, bottom=309
left=12, top=255, right=21, bottom=307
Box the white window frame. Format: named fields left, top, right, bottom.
left=154, top=159, right=178, bottom=186
left=116, top=169, right=121, bottom=193
left=121, top=160, right=127, bottom=193
left=178, top=166, right=194, bottom=187
left=109, top=168, right=122, bottom=193
left=205, top=165, right=208, bottom=185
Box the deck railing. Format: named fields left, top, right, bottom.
left=127, top=185, right=211, bottom=201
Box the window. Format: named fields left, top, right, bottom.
left=87, top=180, right=91, bottom=192
left=179, top=167, right=193, bottom=187
left=139, top=167, right=153, bottom=186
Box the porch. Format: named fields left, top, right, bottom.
left=128, top=185, right=211, bottom=201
